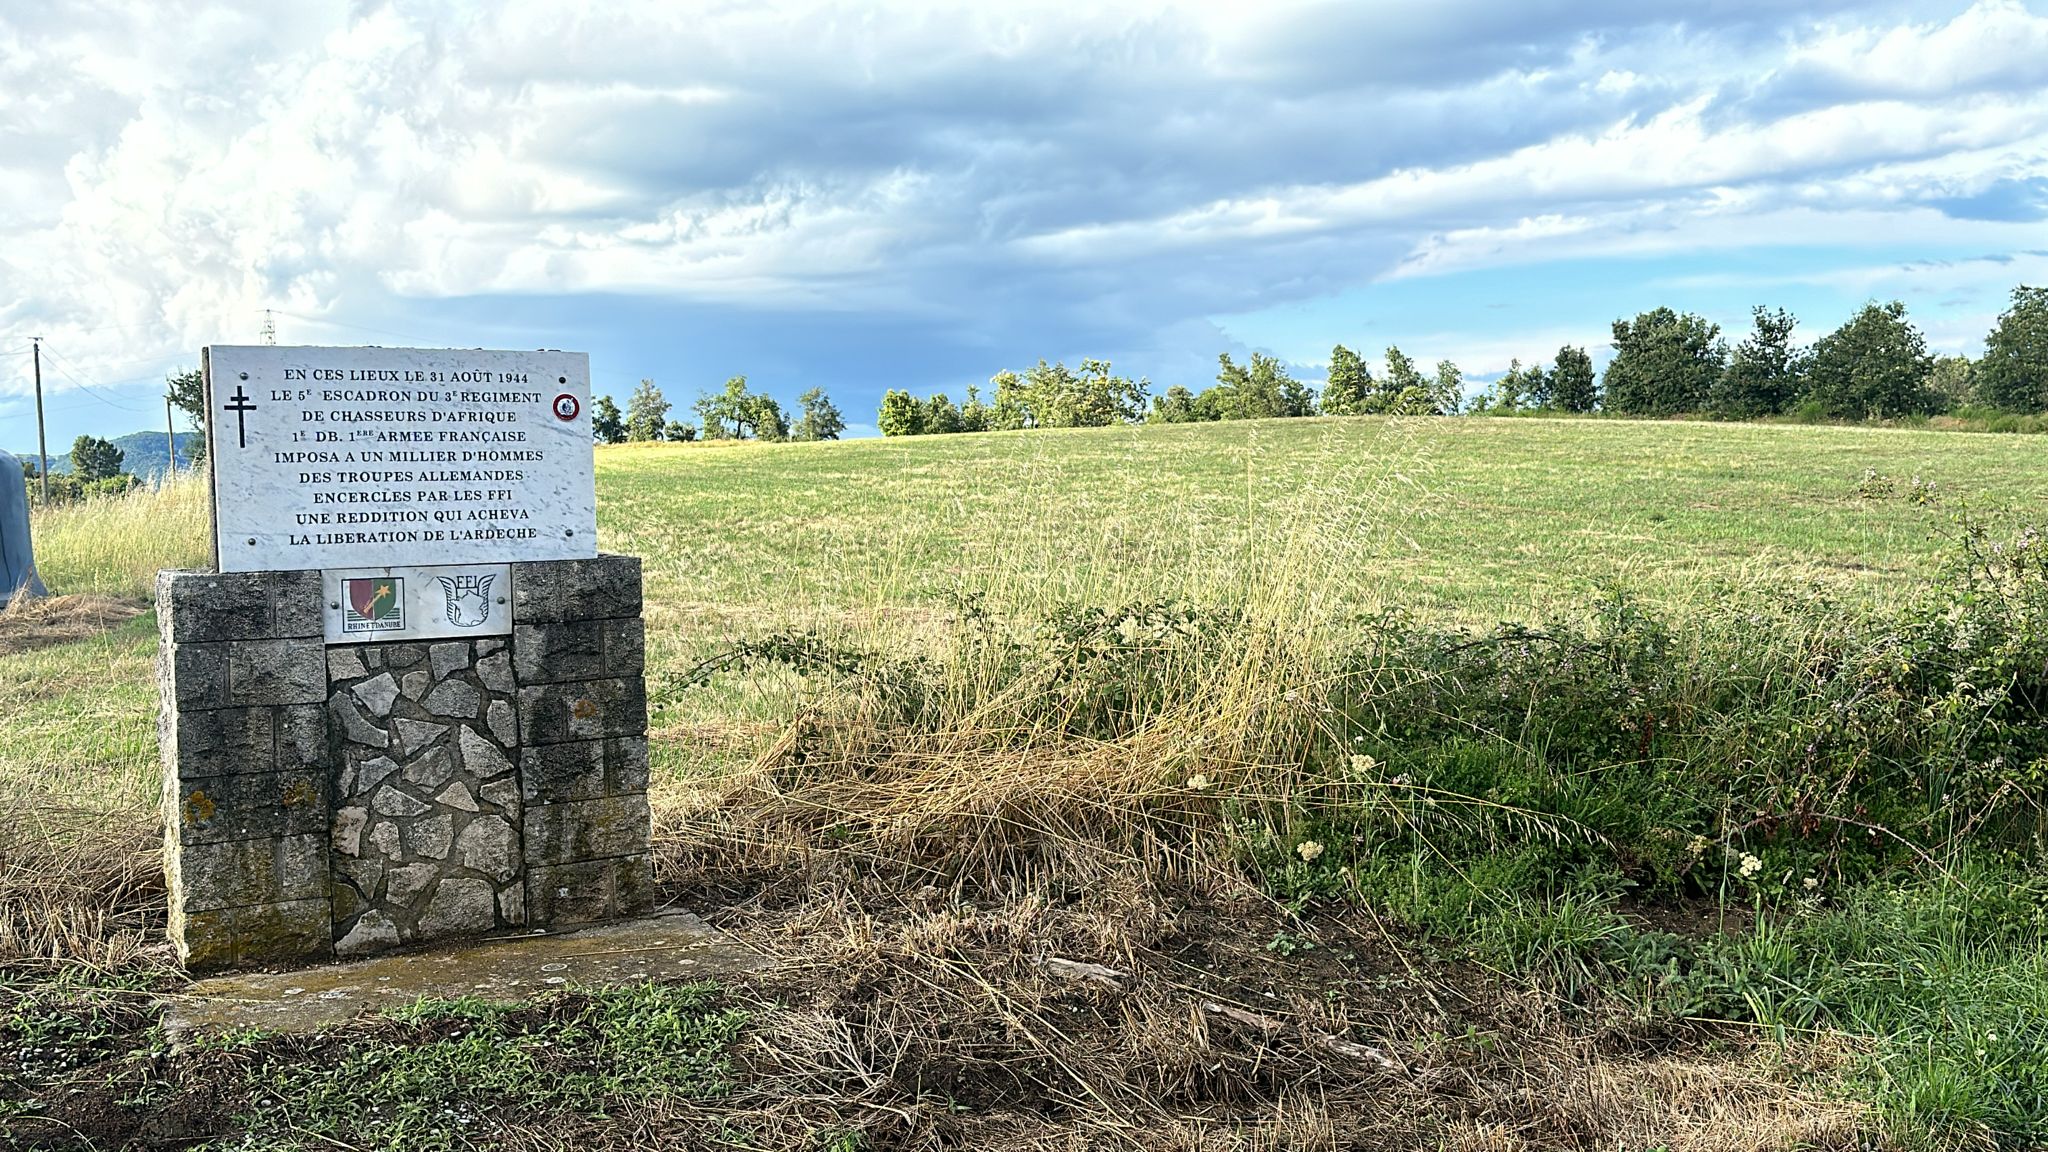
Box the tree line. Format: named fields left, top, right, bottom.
left=17, top=434, right=142, bottom=503
left=588, top=376, right=846, bottom=444
left=879, top=285, right=2048, bottom=434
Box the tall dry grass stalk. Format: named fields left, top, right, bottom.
left=672, top=419, right=1442, bottom=885
left=28, top=474, right=211, bottom=600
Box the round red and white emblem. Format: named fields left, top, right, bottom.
left=552, top=394, right=580, bottom=421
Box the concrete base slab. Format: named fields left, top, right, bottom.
left=164, top=910, right=764, bottom=1041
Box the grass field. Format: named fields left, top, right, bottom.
left=599, top=414, right=2045, bottom=623
left=6, top=414, right=2048, bottom=1150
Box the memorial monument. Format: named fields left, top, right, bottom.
left=157, top=346, right=653, bottom=969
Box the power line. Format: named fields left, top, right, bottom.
left=270, top=310, right=435, bottom=344
left=34, top=345, right=146, bottom=412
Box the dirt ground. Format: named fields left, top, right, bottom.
left=3, top=844, right=1874, bottom=1151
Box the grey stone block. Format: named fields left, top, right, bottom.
left=394, top=718, right=447, bottom=756
left=512, top=621, right=605, bottom=684
left=520, top=736, right=649, bottom=805
left=522, top=793, right=650, bottom=864
left=327, top=648, right=369, bottom=681
left=457, top=726, right=516, bottom=780
left=176, top=833, right=328, bottom=912
left=165, top=706, right=275, bottom=779
left=456, top=816, right=520, bottom=883
left=228, top=639, right=326, bottom=706
left=425, top=679, right=480, bottom=718
left=158, top=571, right=281, bottom=643
left=602, top=617, right=645, bottom=676
left=278, top=704, right=327, bottom=769
left=174, top=771, right=328, bottom=845
left=418, top=877, right=498, bottom=937
left=167, top=643, right=229, bottom=711
left=525, top=854, right=653, bottom=928
left=401, top=670, right=431, bottom=700
left=516, top=678, right=647, bottom=746
left=510, top=555, right=642, bottom=623
left=329, top=694, right=388, bottom=749
left=614, top=854, right=655, bottom=917
left=271, top=570, right=324, bottom=638
left=476, top=650, right=515, bottom=693
left=524, top=858, right=609, bottom=926
left=353, top=673, right=400, bottom=717
left=486, top=699, right=516, bottom=745
left=335, top=909, right=399, bottom=956
left=430, top=641, right=469, bottom=681
left=173, top=898, right=332, bottom=970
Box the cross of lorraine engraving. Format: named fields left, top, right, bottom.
left=223, top=385, right=257, bottom=449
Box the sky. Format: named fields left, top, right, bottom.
left=3, top=0, right=2047, bottom=449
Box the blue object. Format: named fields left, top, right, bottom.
left=0, top=449, right=46, bottom=605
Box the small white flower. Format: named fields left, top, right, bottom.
left=1283, top=690, right=1301, bottom=703
left=1686, top=835, right=1709, bottom=858
left=1802, top=876, right=1819, bottom=891
left=1296, top=840, right=1325, bottom=863
left=1738, top=853, right=1762, bottom=878
left=1349, top=754, right=1377, bottom=774
left=1186, top=774, right=1213, bottom=791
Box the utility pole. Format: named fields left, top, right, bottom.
left=31, top=337, right=47, bottom=502
left=166, top=393, right=177, bottom=477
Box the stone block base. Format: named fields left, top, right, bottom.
left=159, top=555, right=652, bottom=969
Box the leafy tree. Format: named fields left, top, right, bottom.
left=1602, top=308, right=1726, bottom=415
left=1711, top=307, right=1803, bottom=419
left=166, top=367, right=206, bottom=464
left=1550, top=345, right=1598, bottom=412
left=626, top=379, right=671, bottom=442
left=794, top=387, right=846, bottom=441
left=1531, top=362, right=1556, bottom=412
left=1804, top=301, right=1936, bottom=420
left=1149, top=384, right=1201, bottom=423
left=923, top=392, right=963, bottom=434
left=1378, top=346, right=1432, bottom=413
left=591, top=396, right=627, bottom=443
left=694, top=376, right=785, bottom=440
left=750, top=394, right=790, bottom=442
left=1924, top=356, right=1977, bottom=410
left=664, top=420, right=697, bottom=442
left=1321, top=344, right=1373, bottom=416
left=959, top=385, right=990, bottom=433
left=1013, top=359, right=1148, bottom=427
left=1483, top=360, right=1537, bottom=413
left=1978, top=286, right=2048, bottom=413
left=987, top=371, right=1030, bottom=431
left=878, top=389, right=924, bottom=436
left=1431, top=360, right=1463, bottom=415
left=70, top=435, right=124, bottom=482
left=1211, top=352, right=1313, bottom=420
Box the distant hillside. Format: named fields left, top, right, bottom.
left=12, top=430, right=204, bottom=480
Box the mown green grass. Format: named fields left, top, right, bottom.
left=0, top=614, right=161, bottom=815
left=597, top=416, right=2048, bottom=626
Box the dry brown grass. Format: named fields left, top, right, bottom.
left=0, top=593, right=147, bottom=657
left=0, top=788, right=163, bottom=968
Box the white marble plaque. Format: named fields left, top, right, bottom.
left=321, top=564, right=514, bottom=644
left=205, top=346, right=596, bottom=573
